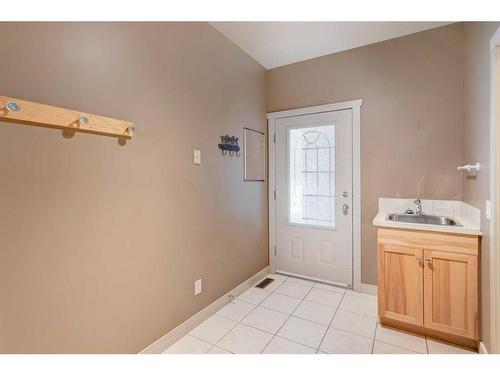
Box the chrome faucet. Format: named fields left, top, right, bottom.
left=414, top=198, right=423, bottom=216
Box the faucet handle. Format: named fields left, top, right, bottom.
left=413, top=198, right=423, bottom=215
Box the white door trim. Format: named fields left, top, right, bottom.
left=490, top=26, right=500, bottom=354
left=267, top=99, right=363, bottom=291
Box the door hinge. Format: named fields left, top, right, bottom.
left=273, top=133, right=276, bottom=143
left=273, top=190, right=276, bottom=200
left=274, top=245, right=277, bottom=256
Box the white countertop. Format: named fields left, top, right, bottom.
left=372, top=198, right=482, bottom=236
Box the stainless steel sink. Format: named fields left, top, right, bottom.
left=386, top=213, right=462, bottom=226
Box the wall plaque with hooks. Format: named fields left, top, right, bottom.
left=218, top=135, right=240, bottom=157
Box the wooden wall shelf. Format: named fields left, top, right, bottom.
left=0, top=96, right=135, bottom=139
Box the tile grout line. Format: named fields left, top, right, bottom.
left=271, top=282, right=348, bottom=352
left=314, top=289, right=384, bottom=354
left=273, top=290, right=346, bottom=308
left=189, top=278, right=430, bottom=355
left=324, top=325, right=375, bottom=341
left=257, top=282, right=293, bottom=353
left=183, top=334, right=234, bottom=354
left=169, top=276, right=278, bottom=353
left=242, top=310, right=327, bottom=334
left=169, top=310, right=367, bottom=354
left=371, top=322, right=378, bottom=354
left=323, top=292, right=386, bottom=353
left=205, top=275, right=288, bottom=353
left=210, top=292, right=269, bottom=351
left=376, top=330, right=428, bottom=354
left=202, top=300, right=359, bottom=351
left=315, top=288, right=347, bottom=353
left=337, top=307, right=377, bottom=318
left=253, top=278, right=354, bottom=353
left=184, top=275, right=353, bottom=354
left=371, top=325, right=429, bottom=354
left=259, top=279, right=318, bottom=353
left=339, top=293, right=378, bottom=317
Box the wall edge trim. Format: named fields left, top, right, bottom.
left=479, top=341, right=489, bottom=354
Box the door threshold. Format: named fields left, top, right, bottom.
left=275, top=270, right=352, bottom=289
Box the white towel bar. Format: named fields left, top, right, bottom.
left=457, top=162, right=480, bottom=172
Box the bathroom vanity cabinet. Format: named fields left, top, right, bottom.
left=377, top=227, right=480, bottom=349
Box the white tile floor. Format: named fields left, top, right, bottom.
left=163, top=273, right=477, bottom=354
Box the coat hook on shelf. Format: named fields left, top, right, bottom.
left=78, top=115, right=89, bottom=126
left=127, top=123, right=136, bottom=136
left=4, top=101, right=21, bottom=112
left=0, top=96, right=135, bottom=140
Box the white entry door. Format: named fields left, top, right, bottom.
left=275, top=109, right=353, bottom=286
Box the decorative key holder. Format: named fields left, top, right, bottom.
left=218, top=135, right=240, bottom=157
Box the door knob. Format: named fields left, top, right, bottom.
left=342, top=204, right=349, bottom=215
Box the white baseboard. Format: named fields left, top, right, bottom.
left=479, top=341, right=489, bottom=354
left=139, top=266, right=270, bottom=354
left=360, top=283, right=378, bottom=296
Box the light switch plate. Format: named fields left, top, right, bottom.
left=193, top=149, right=201, bottom=165
left=486, top=200, right=491, bottom=220
left=194, top=279, right=202, bottom=295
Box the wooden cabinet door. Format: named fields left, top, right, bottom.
left=423, top=250, right=478, bottom=339
left=378, top=244, right=424, bottom=325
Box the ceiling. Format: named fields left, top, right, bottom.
left=210, top=22, right=451, bottom=69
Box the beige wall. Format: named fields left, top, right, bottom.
left=267, top=23, right=465, bottom=285
left=2, top=21, right=497, bottom=354
left=0, top=22, right=268, bottom=353
left=463, top=21, right=500, bottom=353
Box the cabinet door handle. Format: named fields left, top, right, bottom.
left=416, top=256, right=423, bottom=265
left=425, top=257, right=433, bottom=264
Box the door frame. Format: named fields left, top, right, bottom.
left=490, top=26, right=500, bottom=354
left=267, top=99, right=363, bottom=291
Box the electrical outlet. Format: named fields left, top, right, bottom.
left=194, top=279, right=202, bottom=295
left=193, top=149, right=201, bottom=165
